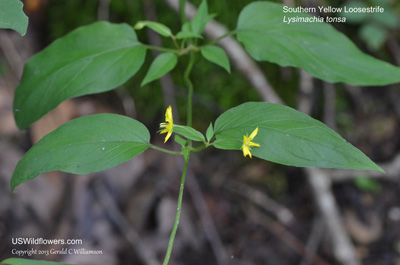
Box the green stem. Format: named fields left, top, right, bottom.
left=179, top=0, right=186, bottom=24
left=162, top=155, right=190, bottom=265
left=200, top=30, right=237, bottom=48
left=184, top=52, right=195, bottom=127
left=144, top=44, right=180, bottom=54
left=171, top=36, right=180, bottom=50
left=190, top=144, right=206, bottom=152
left=149, top=144, right=182, bottom=155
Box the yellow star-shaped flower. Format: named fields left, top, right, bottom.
left=241, top=127, right=260, bottom=158
left=160, top=106, right=174, bottom=143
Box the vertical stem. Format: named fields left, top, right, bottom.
left=162, top=156, right=190, bottom=265
left=179, top=0, right=186, bottom=24
left=184, top=51, right=195, bottom=127
left=163, top=10, right=195, bottom=263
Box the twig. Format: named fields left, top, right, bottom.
left=323, top=82, right=336, bottom=130
left=387, top=37, right=400, bottom=66
left=227, top=179, right=328, bottom=265
left=169, top=151, right=229, bottom=265
left=328, top=152, right=400, bottom=182
left=283, top=0, right=295, bottom=6
left=94, top=177, right=161, bottom=265
left=299, top=71, right=361, bottom=265
left=0, top=31, right=25, bottom=79
left=225, top=180, right=294, bottom=225
left=164, top=0, right=283, bottom=104
left=298, top=69, right=314, bottom=115
left=299, top=217, right=325, bottom=265
left=185, top=165, right=230, bottom=265
left=306, top=168, right=360, bottom=265
left=97, top=0, right=110, bottom=21
left=245, top=206, right=331, bottom=265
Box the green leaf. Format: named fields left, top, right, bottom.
left=206, top=122, right=214, bottom=142
left=359, top=24, right=387, bottom=51
left=0, top=0, right=28, bottom=36
left=201, top=45, right=230, bottom=73
left=213, top=102, right=383, bottom=172
left=372, top=10, right=398, bottom=29
left=1, top=258, right=72, bottom=265
left=134, top=20, right=173, bottom=37
left=236, top=2, right=400, bottom=86
left=11, top=114, right=150, bottom=191
left=370, top=0, right=398, bottom=29
left=174, top=125, right=205, bottom=142
left=141, top=52, right=177, bottom=86
left=174, top=135, right=187, bottom=147
left=14, top=21, right=146, bottom=130
left=176, top=22, right=203, bottom=39
left=354, top=177, right=381, bottom=193
left=176, top=31, right=203, bottom=39
left=191, top=0, right=210, bottom=35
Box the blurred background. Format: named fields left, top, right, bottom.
left=0, top=0, right=400, bottom=264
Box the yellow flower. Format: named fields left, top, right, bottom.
left=160, top=106, right=174, bottom=143
left=241, top=127, right=260, bottom=158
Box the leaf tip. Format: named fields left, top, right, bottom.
left=140, top=80, right=148, bottom=87
left=375, top=165, right=385, bottom=174
left=10, top=179, right=19, bottom=193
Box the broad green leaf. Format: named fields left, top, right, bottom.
left=213, top=102, right=383, bottom=172
left=236, top=2, right=400, bottom=85
left=14, top=21, right=146, bottom=130
left=206, top=122, right=214, bottom=142
left=0, top=0, right=28, bottom=36
left=201, top=45, right=230, bottom=73
left=1, top=258, right=71, bottom=265
left=134, top=20, right=172, bottom=37
left=11, top=114, right=150, bottom=191
left=141, top=52, right=177, bottom=86
left=191, top=0, right=210, bottom=35
left=174, top=125, right=205, bottom=142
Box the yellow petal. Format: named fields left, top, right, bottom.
left=164, top=130, right=173, bottom=143
left=160, top=106, right=174, bottom=143
left=165, top=106, right=173, bottom=124
left=160, top=128, right=169, bottom=134
left=242, top=145, right=252, bottom=158
left=248, top=142, right=260, bottom=147
left=249, top=127, right=259, bottom=140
